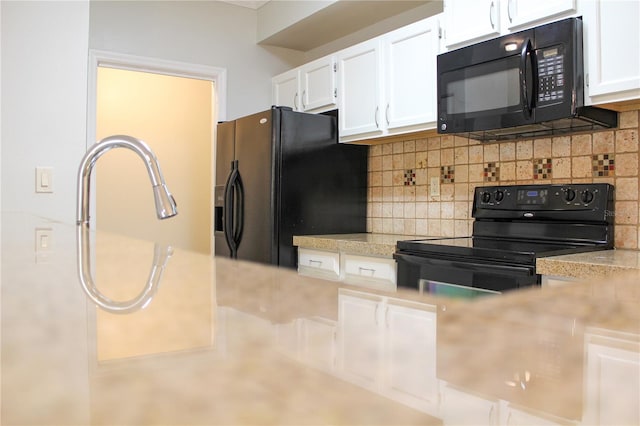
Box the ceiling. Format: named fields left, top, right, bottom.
left=260, top=1, right=436, bottom=51
left=220, top=0, right=269, bottom=9
left=220, top=0, right=439, bottom=51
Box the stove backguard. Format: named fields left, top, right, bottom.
left=472, top=183, right=614, bottom=247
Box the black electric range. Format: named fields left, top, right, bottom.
left=394, top=183, right=614, bottom=296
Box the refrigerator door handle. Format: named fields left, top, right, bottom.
left=223, top=161, right=239, bottom=258
left=232, top=169, right=244, bottom=251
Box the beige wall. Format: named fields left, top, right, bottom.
left=96, top=67, right=212, bottom=254
left=367, top=109, right=640, bottom=250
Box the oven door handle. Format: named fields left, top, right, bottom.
left=394, top=253, right=535, bottom=276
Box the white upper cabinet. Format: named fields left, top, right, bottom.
left=272, top=55, right=337, bottom=113
left=384, top=18, right=439, bottom=132
left=505, top=0, right=576, bottom=30
left=337, top=39, right=384, bottom=139
left=338, top=16, right=441, bottom=143
left=582, top=0, right=640, bottom=104
left=444, top=0, right=577, bottom=48
left=272, top=68, right=301, bottom=111
left=300, top=55, right=337, bottom=112
left=444, top=0, right=500, bottom=48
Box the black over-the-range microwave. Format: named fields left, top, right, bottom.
left=436, top=17, right=617, bottom=142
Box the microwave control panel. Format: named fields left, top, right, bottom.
left=537, top=46, right=565, bottom=105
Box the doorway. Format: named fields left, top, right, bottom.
left=88, top=50, right=227, bottom=255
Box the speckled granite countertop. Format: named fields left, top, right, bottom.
left=293, top=233, right=439, bottom=257
left=3, top=214, right=639, bottom=425
left=537, top=249, right=640, bottom=279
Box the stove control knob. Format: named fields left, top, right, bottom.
left=581, top=190, right=594, bottom=204
left=495, top=190, right=504, bottom=202
left=481, top=191, right=491, bottom=203
left=565, top=188, right=576, bottom=202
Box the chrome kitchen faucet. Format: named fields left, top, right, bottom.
left=76, top=135, right=178, bottom=225
left=75, top=135, right=177, bottom=313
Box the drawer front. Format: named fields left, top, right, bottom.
left=298, top=248, right=340, bottom=280
left=343, top=254, right=396, bottom=290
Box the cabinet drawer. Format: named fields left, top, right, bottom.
left=298, top=248, right=340, bottom=281
left=343, top=254, right=396, bottom=290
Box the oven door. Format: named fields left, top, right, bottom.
left=394, top=252, right=539, bottom=296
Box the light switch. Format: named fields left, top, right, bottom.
left=36, top=167, right=53, bottom=193
left=35, top=228, right=53, bottom=251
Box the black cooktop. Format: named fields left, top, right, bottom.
left=396, top=236, right=605, bottom=266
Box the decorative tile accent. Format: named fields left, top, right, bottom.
left=592, top=154, right=615, bottom=177
left=483, top=162, right=500, bottom=182
left=533, top=158, right=553, bottom=179
left=441, top=165, right=455, bottom=183
left=404, top=169, right=416, bottom=186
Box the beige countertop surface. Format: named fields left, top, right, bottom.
left=293, top=233, right=438, bottom=257
left=537, top=249, right=640, bottom=278
left=3, top=213, right=639, bottom=425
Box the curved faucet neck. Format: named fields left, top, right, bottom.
left=76, top=135, right=177, bottom=225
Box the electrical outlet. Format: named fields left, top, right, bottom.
left=430, top=176, right=440, bottom=196
left=35, top=167, right=53, bottom=193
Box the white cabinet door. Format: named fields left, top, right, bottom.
left=384, top=18, right=439, bottom=132
left=583, top=332, right=640, bottom=425
left=301, top=317, right=337, bottom=372
left=383, top=300, right=438, bottom=412
left=505, top=0, right=576, bottom=30
left=441, top=384, right=499, bottom=425
left=301, top=55, right=337, bottom=112
left=583, top=0, right=640, bottom=103
left=337, top=291, right=383, bottom=390
left=337, top=39, right=384, bottom=139
left=272, top=68, right=300, bottom=111
left=444, top=0, right=500, bottom=48
left=499, top=401, right=570, bottom=426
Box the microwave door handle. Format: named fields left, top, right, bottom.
left=520, top=39, right=535, bottom=119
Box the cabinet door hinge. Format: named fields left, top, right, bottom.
left=334, top=88, right=337, bottom=98
left=333, top=62, right=337, bottom=72
left=586, top=73, right=590, bottom=87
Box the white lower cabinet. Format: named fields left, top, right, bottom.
left=337, top=289, right=439, bottom=414
left=297, top=247, right=396, bottom=290
left=582, top=329, right=640, bottom=426
left=383, top=298, right=438, bottom=413
left=342, top=253, right=396, bottom=291
left=297, top=248, right=341, bottom=281
left=541, top=275, right=577, bottom=287
left=300, top=316, right=337, bottom=373
left=440, top=384, right=499, bottom=425
left=499, top=401, right=575, bottom=426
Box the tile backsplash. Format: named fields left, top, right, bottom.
left=367, top=109, right=640, bottom=250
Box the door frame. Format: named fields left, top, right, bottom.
left=87, top=49, right=227, bottom=148
left=86, top=49, right=226, bottom=250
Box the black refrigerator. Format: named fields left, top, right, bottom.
left=214, top=106, right=368, bottom=268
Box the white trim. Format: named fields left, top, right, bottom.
left=86, top=49, right=227, bottom=148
